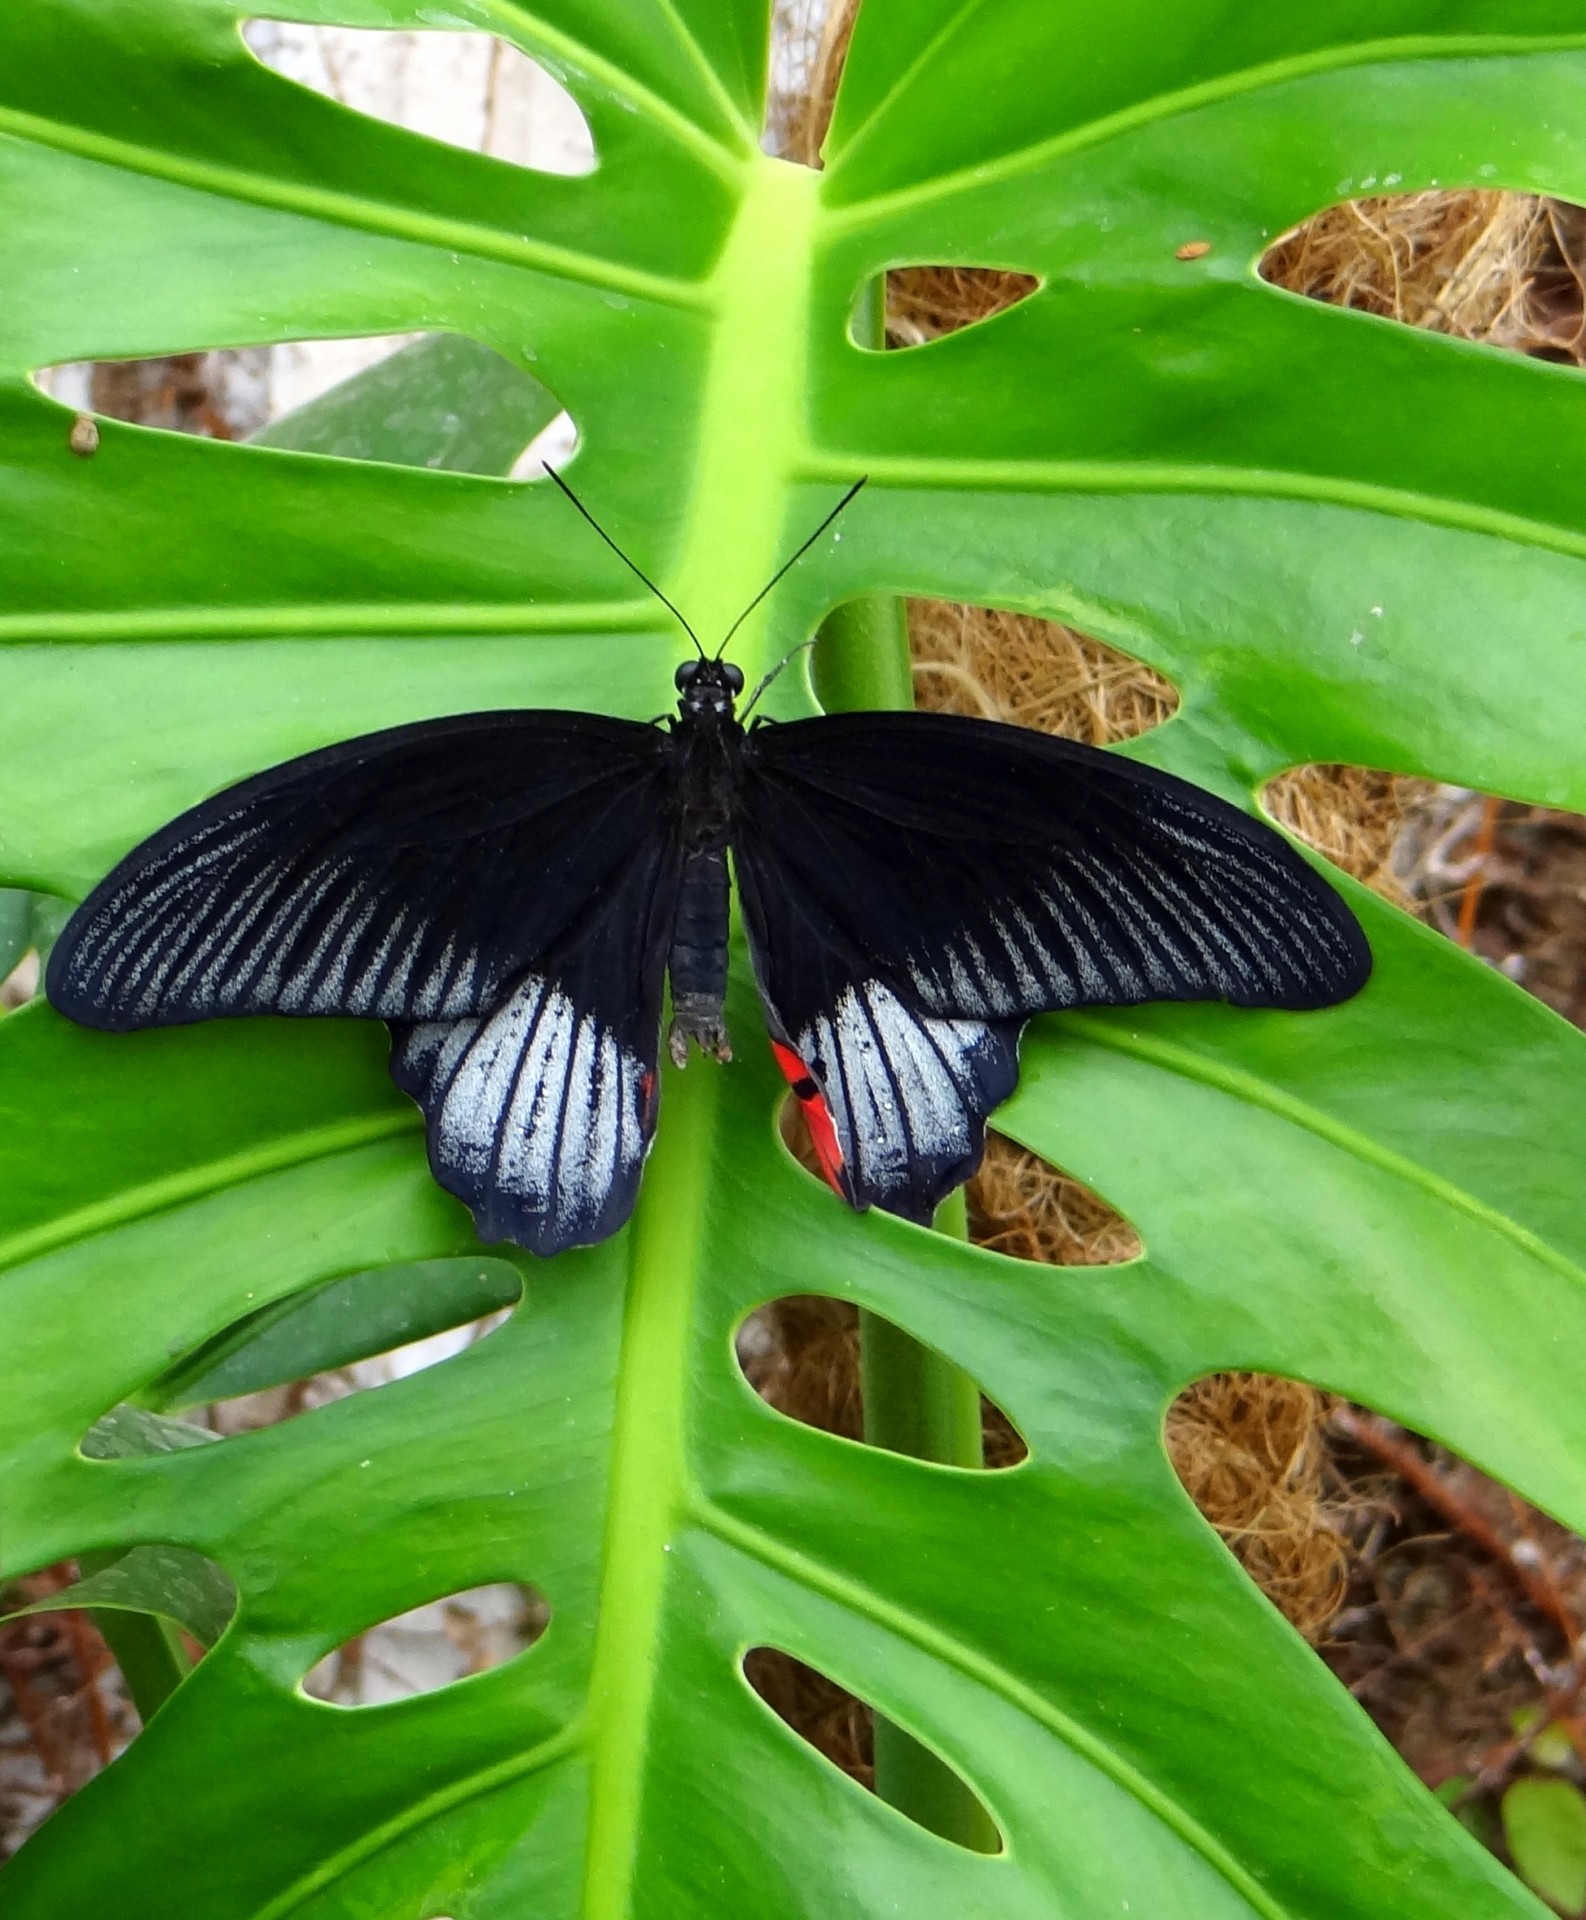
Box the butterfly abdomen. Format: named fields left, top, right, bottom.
left=666, top=846, right=731, bottom=1065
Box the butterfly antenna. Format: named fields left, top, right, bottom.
left=715, top=476, right=868, bottom=659
left=541, top=462, right=707, bottom=659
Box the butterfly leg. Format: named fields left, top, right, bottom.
left=667, top=847, right=732, bottom=1066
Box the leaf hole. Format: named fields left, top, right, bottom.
left=1259, top=191, right=1586, bottom=367
left=778, top=1091, right=1140, bottom=1274
left=1266, top=767, right=1586, bottom=1020
left=742, top=1647, right=1003, bottom=1853
left=0, top=889, right=71, bottom=1011
left=858, top=267, right=1039, bottom=351
left=736, top=1292, right=1027, bottom=1469
left=969, top=1132, right=1142, bottom=1268
left=81, top=1257, right=522, bottom=1450
left=1167, top=1374, right=1355, bottom=1645
left=242, top=20, right=596, bottom=177
left=302, top=1582, right=547, bottom=1706
left=0, top=1559, right=164, bottom=1838
left=507, top=407, right=580, bottom=479
left=37, top=333, right=567, bottom=482
left=908, top=599, right=1179, bottom=744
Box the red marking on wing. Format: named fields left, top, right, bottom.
left=770, top=1039, right=846, bottom=1199
left=638, top=1069, right=658, bottom=1127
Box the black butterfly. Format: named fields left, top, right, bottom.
left=47, top=477, right=1370, bottom=1256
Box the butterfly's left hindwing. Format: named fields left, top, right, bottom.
left=48, top=711, right=681, bottom=1256
left=736, top=710, right=1371, bottom=1223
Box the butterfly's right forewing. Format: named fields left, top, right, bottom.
left=48, top=711, right=682, bottom=1255
left=48, top=711, right=673, bottom=1031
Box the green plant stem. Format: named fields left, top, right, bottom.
left=811, top=276, right=993, bottom=1852
left=75, top=1549, right=193, bottom=1723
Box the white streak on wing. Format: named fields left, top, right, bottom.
left=1033, top=885, right=1111, bottom=998
left=1117, top=851, right=1252, bottom=991
left=494, top=989, right=576, bottom=1205
left=1062, top=848, right=1168, bottom=996
left=958, top=929, right=1019, bottom=1015
left=1058, top=854, right=1147, bottom=997
left=939, top=944, right=982, bottom=1008
left=126, top=853, right=303, bottom=1016
left=424, top=979, right=650, bottom=1239
left=235, top=863, right=352, bottom=1002
left=302, top=892, right=384, bottom=1012
left=403, top=1016, right=477, bottom=1096
left=861, top=989, right=963, bottom=1165
left=436, top=978, right=546, bottom=1182
left=342, top=906, right=409, bottom=1016
left=988, top=916, right=1042, bottom=1005
left=373, top=915, right=436, bottom=1014
left=1010, top=902, right=1078, bottom=1004
left=109, top=827, right=261, bottom=937
left=446, top=948, right=479, bottom=1010
left=588, top=1036, right=627, bottom=1203
left=548, top=1014, right=603, bottom=1234
left=177, top=860, right=295, bottom=1005
left=96, top=826, right=268, bottom=996
left=411, top=935, right=462, bottom=1019
left=1084, top=846, right=1200, bottom=989
left=277, top=884, right=370, bottom=1011
left=798, top=982, right=993, bottom=1198
left=833, top=990, right=905, bottom=1189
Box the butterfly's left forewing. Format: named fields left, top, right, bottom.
left=735, top=710, right=1371, bottom=1224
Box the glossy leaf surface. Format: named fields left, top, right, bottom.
left=2, top=2, right=1584, bottom=1914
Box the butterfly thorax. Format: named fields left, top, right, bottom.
left=664, top=660, right=746, bottom=1067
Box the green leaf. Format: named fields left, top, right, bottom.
left=1504, top=1779, right=1586, bottom=1914
left=4, top=2, right=1586, bottom=1915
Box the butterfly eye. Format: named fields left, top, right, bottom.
left=721, top=662, right=745, bottom=695
left=674, top=660, right=699, bottom=689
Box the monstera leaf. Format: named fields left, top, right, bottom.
left=2, top=2, right=1585, bottom=1914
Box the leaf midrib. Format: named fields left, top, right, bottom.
left=0, top=1107, right=416, bottom=1278
left=0, top=106, right=715, bottom=314
left=580, top=1057, right=719, bottom=1919
left=249, top=1717, right=584, bottom=1920
left=825, top=32, right=1586, bottom=228
left=0, top=597, right=659, bottom=646
left=800, top=452, right=1586, bottom=565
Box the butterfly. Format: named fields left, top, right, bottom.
left=47, top=475, right=1371, bottom=1256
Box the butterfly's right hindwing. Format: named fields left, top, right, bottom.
left=388, top=852, right=675, bottom=1256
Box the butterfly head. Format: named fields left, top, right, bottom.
left=675, top=657, right=744, bottom=719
